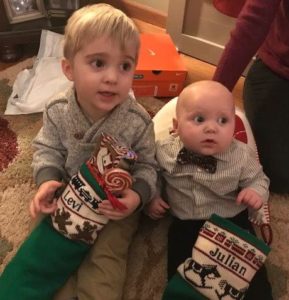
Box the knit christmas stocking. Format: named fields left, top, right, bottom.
left=162, top=214, right=271, bottom=300
left=0, top=133, right=137, bottom=300
left=51, top=132, right=137, bottom=244
left=248, top=205, right=272, bottom=245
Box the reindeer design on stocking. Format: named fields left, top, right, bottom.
left=183, top=258, right=221, bottom=289
left=90, top=133, right=137, bottom=196
left=215, top=279, right=247, bottom=300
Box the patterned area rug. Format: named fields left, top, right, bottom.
left=0, top=58, right=289, bottom=300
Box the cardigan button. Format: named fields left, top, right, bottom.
left=74, top=132, right=84, bottom=140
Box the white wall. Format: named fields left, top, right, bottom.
left=132, top=0, right=169, bottom=13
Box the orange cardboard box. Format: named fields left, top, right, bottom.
left=132, top=33, right=187, bottom=98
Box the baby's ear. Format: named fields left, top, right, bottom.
left=172, top=117, right=178, bottom=132
left=61, top=58, right=74, bottom=81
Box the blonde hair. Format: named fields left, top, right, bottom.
left=63, top=3, right=140, bottom=60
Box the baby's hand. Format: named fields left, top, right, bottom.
left=30, top=180, right=63, bottom=218
left=236, top=187, right=263, bottom=210
left=145, top=196, right=170, bottom=220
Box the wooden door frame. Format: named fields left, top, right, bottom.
left=166, top=0, right=253, bottom=73
left=167, top=0, right=229, bottom=65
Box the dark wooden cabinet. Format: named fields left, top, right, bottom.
left=0, top=1, right=70, bottom=62
left=0, top=1, right=129, bottom=63
left=0, top=1, right=126, bottom=62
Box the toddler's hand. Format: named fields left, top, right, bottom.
left=145, top=196, right=170, bottom=220
left=98, top=188, right=140, bottom=220
left=30, top=180, right=63, bottom=218
left=236, top=187, right=263, bottom=210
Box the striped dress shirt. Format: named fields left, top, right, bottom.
left=156, top=135, right=269, bottom=220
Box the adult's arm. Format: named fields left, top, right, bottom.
left=213, top=0, right=281, bottom=91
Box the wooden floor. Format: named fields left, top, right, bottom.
left=0, top=18, right=244, bottom=109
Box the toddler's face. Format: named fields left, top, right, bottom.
left=62, top=35, right=138, bottom=121
left=173, top=85, right=235, bottom=156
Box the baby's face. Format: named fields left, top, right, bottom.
left=62, top=35, right=138, bottom=121
left=173, top=84, right=235, bottom=156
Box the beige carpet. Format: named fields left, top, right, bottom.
left=0, top=58, right=289, bottom=300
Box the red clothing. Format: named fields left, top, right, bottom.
left=213, top=0, right=289, bottom=91
left=213, top=0, right=246, bottom=18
